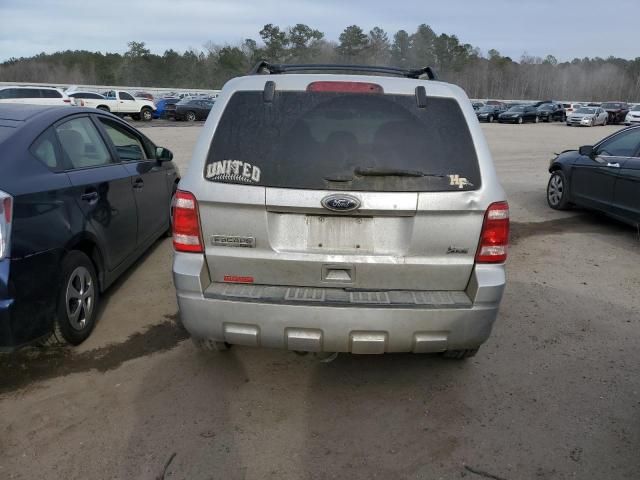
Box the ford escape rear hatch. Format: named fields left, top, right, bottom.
left=199, top=85, right=484, bottom=291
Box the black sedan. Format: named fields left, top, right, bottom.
left=547, top=125, right=640, bottom=225
left=498, top=105, right=540, bottom=124
left=537, top=103, right=566, bottom=122
left=0, top=105, right=179, bottom=350
left=174, top=99, right=215, bottom=121
left=476, top=105, right=505, bottom=123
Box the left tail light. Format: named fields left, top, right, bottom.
left=172, top=190, right=203, bottom=253
left=0, top=190, right=13, bottom=261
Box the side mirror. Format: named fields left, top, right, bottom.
left=578, top=145, right=594, bottom=158
left=156, top=146, right=173, bottom=162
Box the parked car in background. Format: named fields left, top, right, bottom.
left=624, top=104, right=640, bottom=125
left=153, top=98, right=180, bottom=119
left=476, top=104, right=505, bottom=123
left=0, top=86, right=72, bottom=106
left=563, top=102, right=583, bottom=117
left=587, top=102, right=602, bottom=107
left=100, top=90, right=156, bottom=121
left=174, top=98, right=215, bottom=121
left=547, top=125, right=640, bottom=225
left=601, top=102, right=629, bottom=124
left=67, top=91, right=107, bottom=108
left=566, top=106, right=608, bottom=126
left=173, top=63, right=509, bottom=359
left=472, top=101, right=484, bottom=111
left=0, top=105, right=179, bottom=350
left=134, top=91, right=154, bottom=102
left=537, top=103, right=566, bottom=122
left=498, top=105, right=539, bottom=124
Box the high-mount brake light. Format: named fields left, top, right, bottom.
left=475, top=201, right=509, bottom=263
left=172, top=190, right=203, bottom=253
left=307, top=81, right=383, bottom=94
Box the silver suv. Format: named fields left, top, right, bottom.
left=172, top=63, right=509, bottom=358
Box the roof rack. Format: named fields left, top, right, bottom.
left=248, top=61, right=438, bottom=80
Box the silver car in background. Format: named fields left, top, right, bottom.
left=566, top=106, right=608, bottom=126
left=624, top=104, right=640, bottom=125
left=172, top=63, right=509, bottom=359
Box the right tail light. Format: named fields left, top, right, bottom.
left=0, top=190, right=13, bottom=261
left=475, top=201, right=509, bottom=263
left=172, top=190, right=203, bottom=253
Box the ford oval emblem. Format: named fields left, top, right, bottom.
left=321, top=194, right=361, bottom=212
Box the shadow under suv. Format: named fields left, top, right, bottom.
left=172, top=63, right=509, bottom=359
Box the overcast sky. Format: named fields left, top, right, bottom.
left=1, top=0, right=638, bottom=62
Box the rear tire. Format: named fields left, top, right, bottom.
left=534, top=115, right=539, bottom=123
left=141, top=107, right=153, bottom=122
left=185, top=111, right=196, bottom=122
left=165, top=187, right=177, bottom=237
left=517, top=116, right=523, bottom=124
left=442, top=348, right=479, bottom=359
left=488, top=115, right=494, bottom=123
left=46, top=251, right=100, bottom=346
left=547, top=170, right=571, bottom=210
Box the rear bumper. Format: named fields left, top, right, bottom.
left=0, top=250, right=63, bottom=350
left=173, top=252, right=506, bottom=354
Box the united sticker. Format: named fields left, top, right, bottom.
left=206, top=160, right=261, bottom=184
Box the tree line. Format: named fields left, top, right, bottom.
left=1, top=23, right=640, bottom=101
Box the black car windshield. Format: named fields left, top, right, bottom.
left=539, top=105, right=554, bottom=111
left=575, top=108, right=596, bottom=114
left=601, top=103, right=621, bottom=109
left=204, top=91, right=481, bottom=192
left=479, top=106, right=495, bottom=112
left=508, top=106, right=525, bottom=112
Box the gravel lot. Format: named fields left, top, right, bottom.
left=1, top=122, right=639, bottom=480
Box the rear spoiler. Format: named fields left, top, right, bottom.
left=249, top=61, right=438, bottom=81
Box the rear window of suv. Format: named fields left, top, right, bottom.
left=204, top=90, right=480, bottom=192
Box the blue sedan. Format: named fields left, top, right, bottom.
left=0, top=105, right=179, bottom=350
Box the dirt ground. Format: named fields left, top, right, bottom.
left=1, top=122, right=639, bottom=480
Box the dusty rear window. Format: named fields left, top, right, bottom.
left=205, top=90, right=480, bottom=192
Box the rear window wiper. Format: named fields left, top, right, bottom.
left=354, top=167, right=446, bottom=178
left=324, top=167, right=447, bottom=182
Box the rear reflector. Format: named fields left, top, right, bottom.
left=172, top=190, right=203, bottom=253
left=475, top=201, right=509, bottom=263
left=63, top=98, right=71, bottom=103
left=307, top=81, right=383, bottom=94
left=223, top=275, right=254, bottom=284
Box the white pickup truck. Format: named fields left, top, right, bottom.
left=67, top=90, right=156, bottom=121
